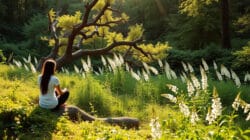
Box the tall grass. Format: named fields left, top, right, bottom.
left=2, top=54, right=249, bottom=139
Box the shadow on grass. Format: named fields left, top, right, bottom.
left=21, top=106, right=61, bottom=139
left=0, top=106, right=60, bottom=140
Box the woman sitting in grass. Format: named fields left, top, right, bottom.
left=38, top=59, right=69, bottom=110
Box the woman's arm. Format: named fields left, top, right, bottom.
left=55, top=85, right=64, bottom=95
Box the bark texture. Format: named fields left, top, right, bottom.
left=54, top=105, right=140, bottom=129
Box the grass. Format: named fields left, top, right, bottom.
left=0, top=56, right=250, bottom=139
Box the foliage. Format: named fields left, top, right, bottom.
left=0, top=49, right=6, bottom=62
left=233, top=42, right=250, bottom=70
left=42, top=0, right=171, bottom=69
left=1, top=53, right=250, bottom=139
left=166, top=44, right=234, bottom=72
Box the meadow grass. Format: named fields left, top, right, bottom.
left=0, top=55, right=250, bottom=139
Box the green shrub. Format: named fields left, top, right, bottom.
left=233, top=42, right=250, bottom=71
left=73, top=74, right=116, bottom=117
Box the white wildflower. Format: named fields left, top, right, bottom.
left=142, top=70, right=149, bottom=82
left=82, top=72, right=85, bottom=78
left=98, top=67, right=103, bottom=75
left=13, top=59, right=22, bottom=68
left=34, top=57, right=38, bottom=65
left=187, top=80, right=195, bottom=97
left=231, top=70, right=241, bottom=87
left=244, top=104, right=250, bottom=114
left=113, top=53, right=122, bottom=67
left=81, top=59, right=90, bottom=72
left=101, top=55, right=107, bottom=66
left=94, top=71, right=99, bottom=75
left=108, top=66, right=112, bottom=72
left=181, top=61, right=188, bottom=72
left=130, top=70, right=140, bottom=81
left=244, top=72, right=250, bottom=82
left=166, top=84, right=178, bottom=94
left=191, top=74, right=200, bottom=90
left=206, top=89, right=223, bottom=125
left=149, top=66, right=159, bottom=75
left=161, top=94, right=177, bottom=103
left=170, top=69, right=177, bottom=79
left=180, top=75, right=186, bottom=83
left=137, top=70, right=141, bottom=76
left=246, top=112, right=250, bottom=121
left=28, top=54, right=31, bottom=63
left=142, top=62, right=150, bottom=74
left=200, top=66, right=208, bottom=90
left=234, top=77, right=241, bottom=87
left=211, top=97, right=222, bottom=118
left=158, top=59, right=163, bottom=68
left=221, top=64, right=231, bottom=79
left=149, top=118, right=162, bottom=139
left=190, top=110, right=200, bottom=124
left=111, top=128, right=117, bottom=134
left=165, top=70, right=171, bottom=80
left=206, top=108, right=213, bottom=125
left=216, top=70, right=223, bottom=81
left=182, top=72, right=187, bottom=79
left=179, top=102, right=190, bottom=117
left=232, top=94, right=241, bottom=111
left=30, top=62, right=37, bottom=73
left=74, top=65, right=80, bottom=73
left=187, top=63, right=194, bottom=73
left=125, top=63, right=130, bottom=71
left=213, top=61, right=218, bottom=70
left=164, top=61, right=170, bottom=71
left=201, top=58, right=209, bottom=71
left=231, top=69, right=237, bottom=80
left=24, top=64, right=29, bottom=71
left=107, top=57, right=116, bottom=71
left=118, top=54, right=124, bottom=65
left=87, top=56, right=91, bottom=69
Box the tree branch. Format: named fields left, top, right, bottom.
left=65, top=0, right=99, bottom=58
left=71, top=37, right=144, bottom=60
left=91, top=2, right=110, bottom=24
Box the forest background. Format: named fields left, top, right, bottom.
left=0, top=0, right=249, bottom=72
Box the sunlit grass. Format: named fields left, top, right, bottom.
left=0, top=55, right=250, bottom=139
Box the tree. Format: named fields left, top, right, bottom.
left=37, top=0, right=170, bottom=69
left=221, top=0, right=231, bottom=49
left=179, top=0, right=231, bottom=49
left=0, top=0, right=48, bottom=41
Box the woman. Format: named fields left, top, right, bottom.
left=38, top=59, right=69, bottom=110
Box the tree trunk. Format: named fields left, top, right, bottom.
left=55, top=105, right=140, bottom=129
left=221, top=0, right=231, bottom=49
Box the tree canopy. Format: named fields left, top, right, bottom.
left=38, top=0, right=171, bottom=69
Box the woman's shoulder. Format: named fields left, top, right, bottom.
left=38, top=74, right=42, bottom=80
left=51, top=75, right=58, bottom=79
left=51, top=75, right=59, bottom=84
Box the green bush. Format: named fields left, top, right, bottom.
left=233, top=42, right=250, bottom=71
left=73, top=74, right=115, bottom=117
left=166, top=44, right=234, bottom=72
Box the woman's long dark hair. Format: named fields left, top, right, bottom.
left=40, top=59, right=56, bottom=95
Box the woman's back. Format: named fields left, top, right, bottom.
left=38, top=75, right=59, bottom=109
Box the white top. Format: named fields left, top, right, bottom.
left=38, top=75, right=59, bottom=109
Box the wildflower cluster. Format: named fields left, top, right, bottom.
left=232, top=93, right=250, bottom=121
left=205, top=88, right=222, bottom=124
left=149, top=118, right=162, bottom=139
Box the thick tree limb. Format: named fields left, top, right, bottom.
left=71, top=37, right=144, bottom=59
left=55, top=105, right=139, bottom=129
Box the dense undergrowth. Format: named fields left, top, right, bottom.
left=0, top=56, right=250, bottom=139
